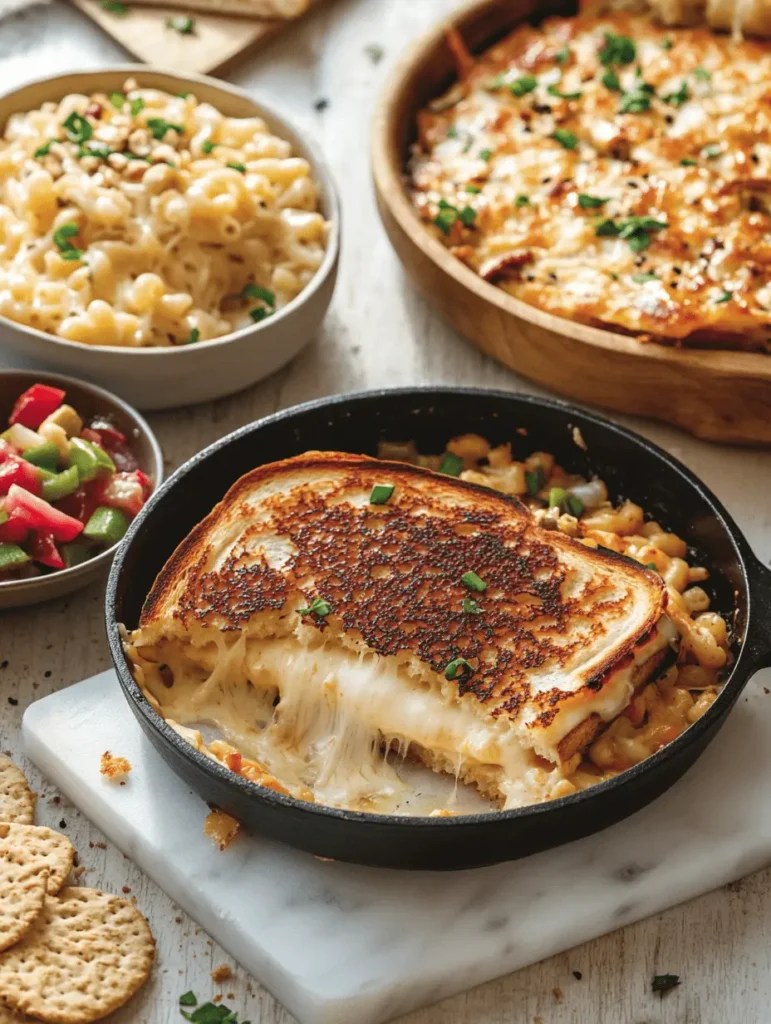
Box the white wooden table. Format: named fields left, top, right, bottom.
left=0, top=1, right=769, bottom=1021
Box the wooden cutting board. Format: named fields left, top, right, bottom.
left=72, top=0, right=312, bottom=74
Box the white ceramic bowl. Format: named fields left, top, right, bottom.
left=0, top=67, right=340, bottom=410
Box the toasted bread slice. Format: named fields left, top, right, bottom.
left=126, top=0, right=309, bottom=19
left=128, top=453, right=674, bottom=811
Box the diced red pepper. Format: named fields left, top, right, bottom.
left=9, top=384, right=66, bottom=430
left=5, top=485, right=83, bottom=542
left=135, top=469, right=153, bottom=499
left=55, top=481, right=103, bottom=525
left=27, top=532, right=65, bottom=570
left=0, top=503, right=27, bottom=544
left=93, top=471, right=148, bottom=518
left=0, top=457, right=41, bottom=497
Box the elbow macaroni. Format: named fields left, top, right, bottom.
left=0, top=81, right=329, bottom=347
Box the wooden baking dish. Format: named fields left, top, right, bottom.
left=371, top=0, right=771, bottom=446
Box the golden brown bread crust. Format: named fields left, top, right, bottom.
left=140, top=453, right=668, bottom=732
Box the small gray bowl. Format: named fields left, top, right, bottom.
left=0, top=67, right=340, bottom=410
left=0, top=369, right=163, bottom=610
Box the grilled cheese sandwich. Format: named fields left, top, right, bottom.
left=126, top=453, right=676, bottom=813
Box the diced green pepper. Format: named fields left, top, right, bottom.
left=0, top=543, right=30, bottom=571
left=22, top=442, right=60, bottom=471
left=41, top=465, right=80, bottom=502
left=69, top=437, right=115, bottom=481
left=83, top=506, right=130, bottom=546
left=61, top=541, right=92, bottom=568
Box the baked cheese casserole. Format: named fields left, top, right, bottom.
left=407, top=9, right=771, bottom=350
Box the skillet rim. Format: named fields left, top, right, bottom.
left=105, top=386, right=759, bottom=830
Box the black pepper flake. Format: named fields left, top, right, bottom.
left=7, top=698, right=17, bottom=706
left=664, top=114, right=674, bottom=124
left=313, top=98, right=329, bottom=112
left=59, top=819, right=67, bottom=829
left=673, top=266, right=682, bottom=274
left=573, top=970, right=583, bottom=980
left=751, top=152, right=759, bottom=164
left=44, top=670, right=52, bottom=678
left=0, top=661, right=7, bottom=669
left=541, top=176, right=552, bottom=184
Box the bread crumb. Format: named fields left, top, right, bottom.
left=100, top=751, right=132, bottom=781
left=572, top=426, right=587, bottom=451
left=204, top=809, right=241, bottom=851
left=211, top=964, right=233, bottom=984
left=553, top=985, right=564, bottom=1001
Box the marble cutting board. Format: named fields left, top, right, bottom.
left=22, top=665, right=771, bottom=1024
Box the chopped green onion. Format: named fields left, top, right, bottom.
left=578, top=194, right=609, bottom=209
left=701, top=143, right=721, bottom=158
left=525, top=467, right=544, bottom=496
left=661, top=37, right=673, bottom=50
left=632, top=272, right=658, bottom=283
left=680, top=158, right=697, bottom=166
left=108, top=91, right=125, bottom=110
left=693, top=66, right=711, bottom=82
left=298, top=597, right=331, bottom=618
left=515, top=194, right=531, bottom=207
left=130, top=97, right=145, bottom=116
left=663, top=81, right=688, bottom=107
left=602, top=69, right=621, bottom=91
left=369, top=483, right=394, bottom=505
left=465, top=184, right=481, bottom=193
left=146, top=118, right=184, bottom=141
left=554, top=45, right=570, bottom=64
left=619, top=79, right=655, bottom=114
left=227, top=161, right=246, bottom=173
left=249, top=307, right=273, bottom=323
left=547, top=84, right=582, bottom=100
left=444, top=657, right=473, bottom=681
left=52, top=222, right=83, bottom=261
left=461, top=598, right=483, bottom=615
left=510, top=75, right=537, bottom=97
left=715, top=291, right=732, bottom=304
left=446, top=125, right=459, bottom=139
left=242, top=284, right=275, bottom=306
left=565, top=495, right=583, bottom=518
left=78, top=143, right=112, bottom=160
left=439, top=452, right=463, bottom=476
left=646, top=561, right=658, bottom=570
left=461, top=570, right=487, bottom=592
left=549, top=486, right=568, bottom=509
left=125, top=152, right=150, bottom=161
left=62, top=112, right=93, bottom=145
left=33, top=140, right=57, bottom=158
left=185, top=327, right=200, bottom=344
left=478, top=148, right=493, bottom=161
left=552, top=128, right=578, bottom=150
left=167, top=14, right=194, bottom=32
left=201, top=139, right=217, bottom=154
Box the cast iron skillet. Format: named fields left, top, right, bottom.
left=105, top=389, right=771, bottom=870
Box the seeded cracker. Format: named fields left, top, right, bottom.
left=0, top=1004, right=34, bottom=1023
left=0, top=759, right=34, bottom=825
left=0, top=887, right=154, bottom=1023
left=0, top=845, right=48, bottom=953
left=0, top=824, right=74, bottom=895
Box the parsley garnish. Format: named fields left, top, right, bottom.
left=578, top=194, right=608, bottom=209
left=663, top=81, right=688, bottom=107
left=108, top=91, right=125, bottom=110
left=652, top=974, right=680, bottom=996
left=549, top=487, right=583, bottom=517
left=100, top=0, right=127, bottom=12
left=661, top=37, right=673, bottom=50
left=715, top=290, right=733, bottom=303
left=478, top=148, right=493, bottom=161
left=701, top=143, right=721, bottom=158
left=485, top=73, right=506, bottom=92
left=298, top=597, right=331, bottom=618
left=433, top=198, right=476, bottom=234
left=461, top=570, right=486, bottom=592
left=181, top=1001, right=250, bottom=1023
left=52, top=222, right=83, bottom=261
left=595, top=216, right=668, bottom=252
left=693, top=66, right=711, bottom=82
left=125, top=152, right=150, bottom=161
left=179, top=992, right=197, bottom=1007
left=547, top=84, right=582, bottom=100
left=515, top=194, right=531, bottom=207
left=552, top=128, right=578, bottom=150
left=632, top=272, right=658, bottom=283
left=445, top=657, right=473, bottom=681
left=619, top=78, right=654, bottom=114
left=446, top=125, right=459, bottom=139
left=62, top=112, right=93, bottom=145
left=680, top=158, right=697, bottom=166
left=554, top=45, right=569, bottom=64
left=249, top=308, right=273, bottom=324
left=599, top=32, right=636, bottom=67
left=33, top=140, right=57, bottom=158
left=242, top=284, right=275, bottom=306
left=78, top=142, right=112, bottom=159
left=510, top=75, right=537, bottom=97
left=465, top=184, right=481, bottom=194
left=227, top=161, right=246, bottom=173
left=439, top=452, right=463, bottom=476
left=130, top=97, right=145, bottom=116
left=646, top=561, right=658, bottom=570
left=167, top=14, right=194, bottom=32
left=201, top=139, right=217, bottom=154
left=369, top=483, right=394, bottom=505
left=525, top=467, right=544, bottom=496
left=461, top=597, right=483, bottom=614
left=602, top=69, right=621, bottom=91
left=185, top=327, right=200, bottom=344
left=147, top=118, right=183, bottom=140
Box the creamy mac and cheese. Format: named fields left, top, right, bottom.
left=0, top=81, right=329, bottom=347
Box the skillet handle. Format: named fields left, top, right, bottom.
left=746, top=556, right=771, bottom=670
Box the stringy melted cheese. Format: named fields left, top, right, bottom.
left=407, top=12, right=771, bottom=349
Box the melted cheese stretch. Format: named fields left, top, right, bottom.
left=407, top=12, right=771, bottom=349
left=142, top=616, right=675, bottom=813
